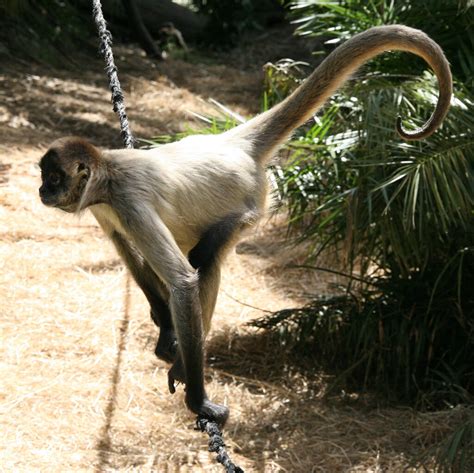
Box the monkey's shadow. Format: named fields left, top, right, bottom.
left=203, top=327, right=428, bottom=472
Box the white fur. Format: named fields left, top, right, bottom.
left=95, top=134, right=268, bottom=255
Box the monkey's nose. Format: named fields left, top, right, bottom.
left=39, top=187, right=52, bottom=205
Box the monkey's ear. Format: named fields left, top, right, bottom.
left=76, top=162, right=89, bottom=176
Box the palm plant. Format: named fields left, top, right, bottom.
left=288, top=0, right=474, bottom=85
left=257, top=74, right=474, bottom=400
left=253, top=1, right=474, bottom=468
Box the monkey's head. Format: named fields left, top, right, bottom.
left=39, top=137, right=100, bottom=213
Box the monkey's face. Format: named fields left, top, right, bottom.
left=39, top=149, right=89, bottom=213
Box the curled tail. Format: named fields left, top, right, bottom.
left=227, top=25, right=452, bottom=162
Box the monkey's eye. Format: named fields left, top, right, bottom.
left=49, top=173, right=61, bottom=185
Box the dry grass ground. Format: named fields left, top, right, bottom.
left=0, top=30, right=467, bottom=472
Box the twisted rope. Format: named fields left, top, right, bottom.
left=90, top=2, right=244, bottom=472
left=92, top=0, right=134, bottom=149
left=197, top=418, right=244, bottom=473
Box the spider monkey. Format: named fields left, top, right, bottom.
left=38, top=26, right=452, bottom=425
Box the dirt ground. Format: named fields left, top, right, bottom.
left=0, top=30, right=465, bottom=472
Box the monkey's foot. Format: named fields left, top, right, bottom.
left=187, top=396, right=230, bottom=427
left=155, top=329, right=178, bottom=363
left=167, top=358, right=185, bottom=394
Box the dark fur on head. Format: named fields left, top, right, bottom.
left=38, top=137, right=103, bottom=213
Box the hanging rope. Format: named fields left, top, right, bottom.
left=92, top=0, right=134, bottom=149
left=90, top=2, right=244, bottom=471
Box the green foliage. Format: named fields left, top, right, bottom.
left=262, top=59, right=310, bottom=109
left=287, top=0, right=474, bottom=86
left=279, top=76, right=473, bottom=271
left=142, top=99, right=242, bottom=146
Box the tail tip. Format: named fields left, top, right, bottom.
left=396, top=115, right=431, bottom=141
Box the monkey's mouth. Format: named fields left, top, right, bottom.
left=39, top=194, right=75, bottom=213
left=59, top=204, right=76, bottom=213
left=39, top=194, right=57, bottom=207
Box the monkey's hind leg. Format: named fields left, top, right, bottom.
left=167, top=212, right=253, bottom=394
left=189, top=210, right=258, bottom=328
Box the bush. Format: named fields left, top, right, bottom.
left=253, top=2, right=474, bottom=467
left=256, top=75, right=474, bottom=405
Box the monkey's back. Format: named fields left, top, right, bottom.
left=105, top=134, right=268, bottom=253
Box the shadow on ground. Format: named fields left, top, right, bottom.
left=204, top=329, right=445, bottom=472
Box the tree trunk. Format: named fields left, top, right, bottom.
left=121, top=0, right=164, bottom=59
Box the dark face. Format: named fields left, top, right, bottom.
left=39, top=149, right=89, bottom=213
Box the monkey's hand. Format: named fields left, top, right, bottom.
left=167, top=357, right=185, bottom=394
